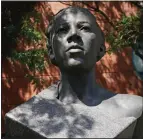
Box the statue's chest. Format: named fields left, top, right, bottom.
left=6, top=97, right=137, bottom=138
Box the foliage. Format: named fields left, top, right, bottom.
left=2, top=2, right=43, bottom=54
left=25, top=74, right=46, bottom=87
left=20, top=10, right=42, bottom=44
left=8, top=48, right=49, bottom=87
left=2, top=2, right=45, bottom=62
left=11, top=48, right=48, bottom=72
left=106, top=11, right=142, bottom=54
left=2, top=2, right=37, bottom=57
left=2, top=2, right=48, bottom=86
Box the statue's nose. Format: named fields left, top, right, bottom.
left=67, top=28, right=81, bottom=43
left=67, top=34, right=81, bottom=43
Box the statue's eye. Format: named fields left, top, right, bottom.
left=57, top=26, right=69, bottom=34
left=80, top=26, right=91, bottom=32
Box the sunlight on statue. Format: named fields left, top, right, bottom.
left=46, top=6, right=142, bottom=108
left=5, top=6, right=143, bottom=139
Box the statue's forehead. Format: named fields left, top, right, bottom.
left=54, top=10, right=96, bottom=26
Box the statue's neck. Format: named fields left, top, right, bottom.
left=58, top=69, right=97, bottom=104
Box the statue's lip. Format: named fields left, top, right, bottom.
left=65, top=45, right=84, bottom=52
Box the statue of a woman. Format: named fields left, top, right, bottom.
left=46, top=6, right=142, bottom=110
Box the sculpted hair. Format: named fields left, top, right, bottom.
left=46, top=6, right=106, bottom=65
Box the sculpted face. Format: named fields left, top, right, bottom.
left=51, top=8, right=103, bottom=72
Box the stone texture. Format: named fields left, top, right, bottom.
left=5, top=88, right=141, bottom=138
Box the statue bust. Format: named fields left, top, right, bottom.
left=45, top=6, right=142, bottom=109
left=5, top=7, right=143, bottom=139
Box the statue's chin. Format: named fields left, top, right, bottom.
left=68, top=58, right=84, bottom=66
left=61, top=59, right=92, bottom=74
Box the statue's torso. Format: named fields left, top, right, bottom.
left=6, top=83, right=143, bottom=138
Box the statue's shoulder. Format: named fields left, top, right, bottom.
left=114, top=94, right=142, bottom=109
left=37, top=81, right=60, bottom=99
left=111, top=94, right=143, bottom=118
left=98, top=88, right=143, bottom=118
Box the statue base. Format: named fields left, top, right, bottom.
left=4, top=89, right=142, bottom=138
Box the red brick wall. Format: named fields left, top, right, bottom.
left=2, top=2, right=143, bottom=133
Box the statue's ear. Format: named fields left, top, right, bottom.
left=96, top=28, right=106, bottom=62
left=46, top=27, right=57, bottom=66
left=48, top=44, right=57, bottom=66
left=96, top=44, right=106, bottom=62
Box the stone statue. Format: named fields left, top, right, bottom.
left=46, top=6, right=142, bottom=111
left=5, top=7, right=143, bottom=139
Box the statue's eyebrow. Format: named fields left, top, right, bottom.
left=56, top=22, right=70, bottom=28
left=55, top=21, right=91, bottom=31
left=77, top=21, right=90, bottom=25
